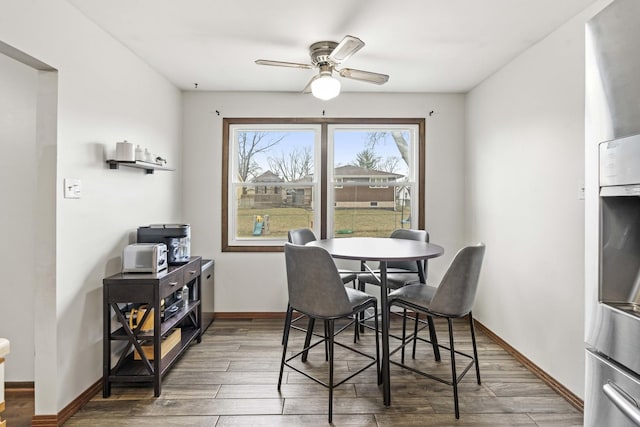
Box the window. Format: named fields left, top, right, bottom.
left=369, top=177, right=389, bottom=188
left=222, top=118, right=425, bottom=251
left=328, top=125, right=420, bottom=239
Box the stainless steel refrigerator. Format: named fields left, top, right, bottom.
left=585, top=0, right=640, bottom=425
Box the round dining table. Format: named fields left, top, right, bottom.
left=307, top=236, right=444, bottom=406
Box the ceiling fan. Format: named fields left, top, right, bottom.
left=255, top=35, right=389, bottom=100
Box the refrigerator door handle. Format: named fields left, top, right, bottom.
left=603, top=382, right=640, bottom=425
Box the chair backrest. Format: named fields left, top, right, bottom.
left=429, top=243, right=486, bottom=317
left=284, top=243, right=353, bottom=318
left=288, top=228, right=317, bottom=245
left=388, top=229, right=429, bottom=277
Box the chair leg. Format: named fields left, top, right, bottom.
left=302, top=317, right=315, bottom=362
left=469, top=312, right=481, bottom=384
left=353, top=311, right=360, bottom=343
left=427, top=315, right=441, bottom=361
left=412, top=312, right=419, bottom=359
left=373, top=304, right=381, bottom=385
left=447, top=318, right=460, bottom=419
left=324, top=321, right=330, bottom=361
left=401, top=308, right=408, bottom=363
left=351, top=278, right=360, bottom=343
left=358, top=260, right=366, bottom=333
left=282, top=303, right=292, bottom=345
left=328, top=319, right=335, bottom=424
left=412, top=313, right=440, bottom=361
left=278, top=306, right=293, bottom=389
left=358, top=278, right=366, bottom=333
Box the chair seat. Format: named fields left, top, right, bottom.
left=300, top=287, right=376, bottom=318
left=344, top=287, right=377, bottom=310
left=388, top=282, right=437, bottom=307
left=357, top=269, right=421, bottom=290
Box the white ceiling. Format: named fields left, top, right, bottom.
left=68, top=0, right=596, bottom=93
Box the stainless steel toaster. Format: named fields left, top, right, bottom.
left=122, top=243, right=168, bottom=273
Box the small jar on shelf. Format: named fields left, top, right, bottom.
left=182, top=284, right=189, bottom=303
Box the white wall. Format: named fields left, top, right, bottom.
left=466, top=0, right=612, bottom=399
left=0, top=0, right=183, bottom=415
left=0, top=53, right=38, bottom=381
left=182, top=91, right=466, bottom=313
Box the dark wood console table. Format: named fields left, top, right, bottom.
left=102, top=256, right=202, bottom=397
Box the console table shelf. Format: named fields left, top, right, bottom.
left=107, top=325, right=200, bottom=378
left=103, top=257, right=202, bottom=397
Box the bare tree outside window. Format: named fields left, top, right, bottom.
left=237, top=132, right=286, bottom=182
left=267, top=146, right=313, bottom=182
left=380, top=156, right=400, bottom=173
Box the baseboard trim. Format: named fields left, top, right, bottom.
left=31, top=415, right=58, bottom=427
left=60, top=378, right=102, bottom=425
left=474, top=320, right=584, bottom=412
left=31, top=378, right=102, bottom=427
left=214, top=312, right=286, bottom=320
left=5, top=381, right=34, bottom=390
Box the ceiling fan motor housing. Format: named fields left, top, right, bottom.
left=310, top=41, right=338, bottom=66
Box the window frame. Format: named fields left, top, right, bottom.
left=222, top=117, right=425, bottom=252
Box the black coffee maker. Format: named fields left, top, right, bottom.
left=137, top=224, right=190, bottom=265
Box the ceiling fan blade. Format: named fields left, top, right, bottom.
left=338, top=68, right=389, bottom=85
left=255, top=59, right=313, bottom=69
left=328, top=35, right=364, bottom=64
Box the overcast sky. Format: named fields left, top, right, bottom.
left=246, top=130, right=410, bottom=177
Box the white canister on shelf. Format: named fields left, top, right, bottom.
left=144, top=148, right=153, bottom=162
left=115, top=140, right=135, bottom=161
left=135, top=145, right=144, bottom=161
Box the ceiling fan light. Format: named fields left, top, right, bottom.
left=311, top=75, right=341, bottom=100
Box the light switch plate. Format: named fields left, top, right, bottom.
left=64, top=178, right=82, bottom=199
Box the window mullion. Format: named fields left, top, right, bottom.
left=320, top=121, right=328, bottom=239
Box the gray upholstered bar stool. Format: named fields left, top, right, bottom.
left=357, top=228, right=440, bottom=361
left=387, top=243, right=486, bottom=419
left=279, top=243, right=380, bottom=423
left=283, top=228, right=358, bottom=345
left=357, top=229, right=430, bottom=291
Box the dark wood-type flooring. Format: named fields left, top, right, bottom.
left=9, top=317, right=583, bottom=426
left=4, top=387, right=34, bottom=427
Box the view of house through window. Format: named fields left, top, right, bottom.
left=329, top=127, right=417, bottom=239
left=223, top=119, right=424, bottom=251
left=227, top=125, right=321, bottom=246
